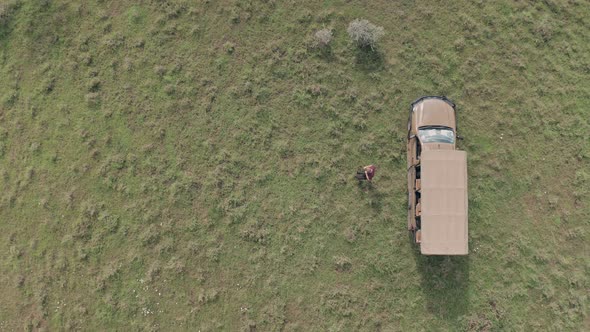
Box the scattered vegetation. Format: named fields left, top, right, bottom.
left=0, top=1, right=588, bottom=331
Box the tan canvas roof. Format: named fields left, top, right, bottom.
left=420, top=150, right=468, bottom=255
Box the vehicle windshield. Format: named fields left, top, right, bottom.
left=418, top=127, right=455, bottom=144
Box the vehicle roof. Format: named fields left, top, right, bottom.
left=412, top=98, right=456, bottom=129
left=420, top=150, right=468, bottom=255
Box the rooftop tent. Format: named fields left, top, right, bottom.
left=420, top=150, right=468, bottom=255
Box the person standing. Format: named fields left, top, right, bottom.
left=356, top=164, right=376, bottom=181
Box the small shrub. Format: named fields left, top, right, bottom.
left=534, top=18, right=554, bottom=43
left=85, top=92, right=100, bottom=106
left=198, top=288, right=219, bottom=304
left=454, top=37, right=466, bottom=51
left=334, top=255, right=352, bottom=271
left=127, top=6, right=143, bottom=25
left=298, top=255, right=319, bottom=275
left=41, top=76, right=56, bottom=93
left=347, top=19, right=384, bottom=50
left=306, top=84, right=326, bottom=96
left=317, top=9, right=335, bottom=23
left=79, top=53, right=92, bottom=66
left=2, top=89, right=18, bottom=107
left=297, top=9, right=313, bottom=24
left=164, top=84, right=175, bottom=95
left=15, top=274, right=25, bottom=288
left=30, top=142, right=40, bottom=153
left=240, top=219, right=270, bottom=244
left=313, top=28, right=333, bottom=48
left=223, top=41, right=235, bottom=54
left=229, top=7, right=240, bottom=24
left=186, top=240, right=200, bottom=254
left=98, top=212, right=119, bottom=234
left=206, top=247, right=221, bottom=262
left=140, top=225, right=161, bottom=246
left=9, top=245, right=22, bottom=259
left=165, top=257, right=186, bottom=274
left=87, top=77, right=101, bottom=92
left=145, top=261, right=161, bottom=283
left=154, top=65, right=166, bottom=76
left=0, top=1, right=21, bottom=29
left=344, top=227, right=357, bottom=243
left=352, top=117, right=367, bottom=131
left=0, top=5, right=9, bottom=26
left=155, top=237, right=174, bottom=255
left=321, top=286, right=358, bottom=317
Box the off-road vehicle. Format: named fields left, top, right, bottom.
left=407, top=96, right=468, bottom=255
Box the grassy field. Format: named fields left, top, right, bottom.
left=1, top=0, right=589, bottom=330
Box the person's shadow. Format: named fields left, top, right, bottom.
left=356, top=180, right=384, bottom=213
left=411, top=244, right=470, bottom=320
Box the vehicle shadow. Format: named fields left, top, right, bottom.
left=411, top=242, right=470, bottom=321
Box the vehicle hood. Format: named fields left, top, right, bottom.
left=413, top=99, right=456, bottom=129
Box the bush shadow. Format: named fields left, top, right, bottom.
left=316, top=47, right=335, bottom=62
left=411, top=245, right=470, bottom=321
left=354, top=47, right=384, bottom=72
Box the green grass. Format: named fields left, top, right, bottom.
left=1, top=0, right=589, bottom=330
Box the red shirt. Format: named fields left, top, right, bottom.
left=365, top=165, right=376, bottom=180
